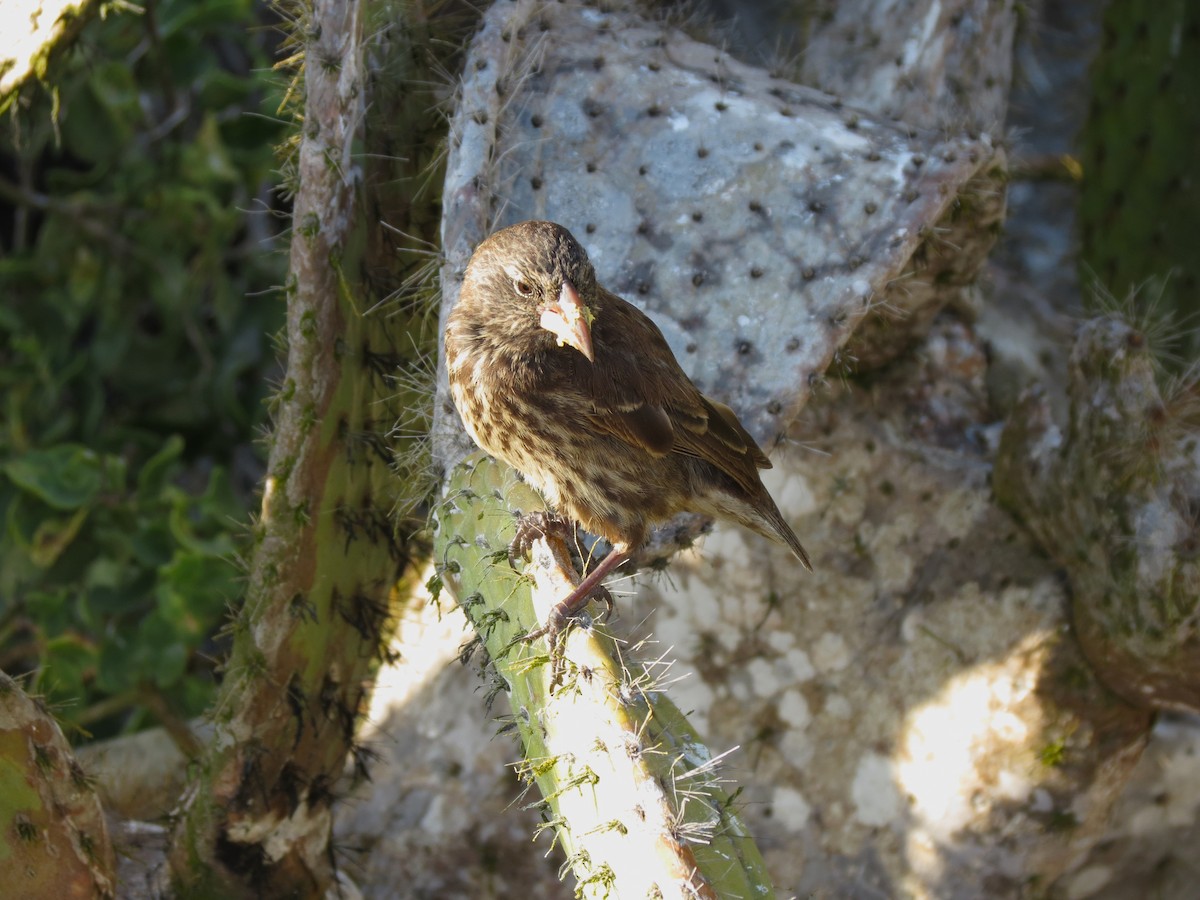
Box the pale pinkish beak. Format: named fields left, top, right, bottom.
left=539, top=280, right=594, bottom=362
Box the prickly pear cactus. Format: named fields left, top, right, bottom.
left=994, top=313, right=1200, bottom=712
left=0, top=673, right=116, bottom=898
left=1077, top=0, right=1200, bottom=362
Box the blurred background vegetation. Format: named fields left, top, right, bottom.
left=0, top=0, right=289, bottom=742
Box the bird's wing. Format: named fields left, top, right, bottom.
left=578, top=293, right=771, bottom=495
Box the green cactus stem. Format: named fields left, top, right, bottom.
left=167, top=1, right=447, bottom=894
left=433, top=453, right=775, bottom=899
left=1077, top=0, right=1200, bottom=363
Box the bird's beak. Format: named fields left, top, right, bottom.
left=539, top=280, right=595, bottom=362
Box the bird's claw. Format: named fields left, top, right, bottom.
left=509, top=510, right=573, bottom=568
left=521, top=604, right=572, bottom=687
left=520, top=584, right=614, bottom=688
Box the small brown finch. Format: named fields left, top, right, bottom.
left=445, top=221, right=811, bottom=637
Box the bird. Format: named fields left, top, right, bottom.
left=444, top=220, right=811, bottom=640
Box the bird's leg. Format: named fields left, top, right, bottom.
left=509, top=510, right=573, bottom=567
left=510, top=511, right=615, bottom=619
left=521, top=546, right=630, bottom=647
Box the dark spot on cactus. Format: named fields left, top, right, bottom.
left=803, top=266, right=816, bottom=280
left=310, top=772, right=337, bottom=807
left=70, top=759, right=93, bottom=791
left=864, top=201, right=877, bottom=214
left=586, top=222, right=596, bottom=234
left=686, top=343, right=697, bottom=354
left=472, top=110, right=488, bottom=125
left=750, top=266, right=763, bottom=279
left=749, top=200, right=764, bottom=214
left=809, top=200, right=825, bottom=213
left=33, top=742, right=54, bottom=773
left=647, top=104, right=662, bottom=117
left=692, top=211, right=703, bottom=222
left=593, top=56, right=605, bottom=70
left=786, top=337, right=800, bottom=352
left=530, top=114, right=543, bottom=128
left=639, top=164, right=648, bottom=176
left=530, top=176, right=543, bottom=190
left=278, top=761, right=305, bottom=813
left=911, top=154, right=925, bottom=167
left=754, top=141, right=764, bottom=151
left=692, top=272, right=704, bottom=287
left=737, top=340, right=753, bottom=355
left=15, top=813, right=36, bottom=842
left=715, top=101, right=728, bottom=111
left=586, top=161, right=596, bottom=173
left=697, top=146, right=708, bottom=158
left=648, top=61, right=661, bottom=72
left=767, top=400, right=782, bottom=415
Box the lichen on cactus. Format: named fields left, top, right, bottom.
left=994, top=312, right=1200, bottom=712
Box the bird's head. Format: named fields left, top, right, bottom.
left=460, top=221, right=600, bottom=362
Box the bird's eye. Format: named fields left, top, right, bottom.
left=514, top=279, right=534, bottom=297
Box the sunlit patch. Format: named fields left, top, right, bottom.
left=895, top=629, right=1054, bottom=859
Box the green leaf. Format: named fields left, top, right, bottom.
left=137, top=435, right=186, bottom=496
left=4, top=445, right=105, bottom=510
left=29, top=507, right=90, bottom=568
left=157, top=551, right=236, bottom=638
left=43, top=634, right=99, bottom=701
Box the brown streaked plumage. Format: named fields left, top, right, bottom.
left=445, top=220, right=811, bottom=631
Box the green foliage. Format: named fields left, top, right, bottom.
left=1, top=0, right=289, bottom=738
left=1077, top=0, right=1200, bottom=364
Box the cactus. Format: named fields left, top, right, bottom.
left=0, top=673, right=116, bottom=899
left=995, top=312, right=1200, bottom=712
left=167, top=1, right=451, bottom=894
left=432, top=453, right=775, bottom=898
left=1077, top=0, right=1200, bottom=363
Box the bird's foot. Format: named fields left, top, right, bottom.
left=520, top=588, right=611, bottom=688
left=509, top=510, right=573, bottom=567
left=519, top=547, right=629, bottom=687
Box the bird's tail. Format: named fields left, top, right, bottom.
left=755, top=498, right=813, bottom=572
left=700, top=488, right=813, bottom=571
